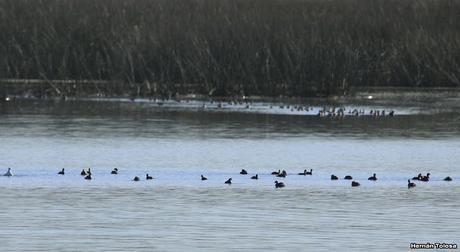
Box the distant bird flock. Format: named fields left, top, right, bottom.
left=2, top=167, right=452, bottom=189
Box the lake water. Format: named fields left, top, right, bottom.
left=1, top=98, right=459, bottom=251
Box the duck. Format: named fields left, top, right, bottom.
left=84, top=174, right=92, bottom=180
left=344, top=175, right=353, bottom=180
left=408, top=179, right=416, bottom=188
left=146, top=174, right=153, bottom=180
left=420, top=173, right=430, bottom=182
left=351, top=181, right=360, bottom=187
left=225, top=178, right=232, bottom=184
left=368, top=173, right=377, bottom=181
left=331, top=174, right=339, bottom=180
left=80, top=169, right=87, bottom=176
left=444, top=176, right=452, bottom=181
left=111, top=168, right=118, bottom=175
left=276, top=170, right=287, bottom=178
left=133, top=176, right=140, bottom=181
left=305, top=169, right=313, bottom=175
left=240, top=169, right=248, bottom=175
left=274, top=181, right=285, bottom=188
left=251, top=174, right=258, bottom=180
left=3, top=168, right=13, bottom=177
left=58, top=168, right=65, bottom=175
left=201, top=175, right=208, bottom=181
left=412, top=173, right=422, bottom=180
left=271, top=170, right=281, bottom=175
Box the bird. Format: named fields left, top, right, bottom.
left=225, top=178, right=232, bottom=184
left=274, top=181, right=285, bottom=188
left=412, top=173, right=422, bottom=180
left=80, top=169, right=87, bottom=176
left=271, top=170, right=280, bottom=175
left=331, top=174, right=339, bottom=180
left=84, top=174, right=92, bottom=180
left=305, top=169, right=313, bottom=175
left=420, top=173, right=430, bottom=182
left=146, top=174, right=153, bottom=180
left=111, top=168, right=118, bottom=175
left=408, top=179, right=416, bottom=188
left=298, top=169, right=307, bottom=175
left=133, top=176, right=140, bottom=181
left=251, top=174, right=258, bottom=180
left=201, top=175, right=207, bottom=180
left=240, top=169, right=248, bottom=175
left=277, top=170, right=287, bottom=178
left=3, top=168, right=13, bottom=177
left=368, top=173, right=377, bottom=181
left=351, top=181, right=360, bottom=187
left=344, top=175, right=353, bottom=180
left=444, top=176, right=452, bottom=181
left=58, top=168, right=65, bottom=175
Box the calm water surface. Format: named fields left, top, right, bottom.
left=1, top=99, right=459, bottom=251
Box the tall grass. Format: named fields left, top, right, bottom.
left=1, top=0, right=459, bottom=97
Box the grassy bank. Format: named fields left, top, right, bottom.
left=1, top=0, right=460, bottom=98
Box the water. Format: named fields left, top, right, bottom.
left=1, top=99, right=459, bottom=251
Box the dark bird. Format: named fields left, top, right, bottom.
left=274, top=181, right=285, bottom=188
left=111, top=168, right=118, bottom=175
left=225, top=178, right=232, bottom=184
left=80, top=169, right=87, bottom=176
left=146, top=174, right=153, bottom=180
left=420, top=173, right=430, bottom=182
left=408, top=179, right=416, bottom=188
left=84, top=174, right=92, bottom=180
left=412, top=173, right=422, bottom=180
left=271, top=170, right=281, bottom=175
left=368, top=173, right=377, bottom=181
left=351, top=181, right=360, bottom=187
left=251, top=174, right=258, bottom=180
left=277, top=170, right=287, bottom=178
left=331, top=174, right=339, bottom=180
left=344, top=175, right=353, bottom=180
left=58, top=168, right=65, bottom=175
left=201, top=175, right=207, bottom=181
left=305, top=169, right=313, bottom=175
left=444, top=176, right=452, bottom=181
left=133, top=176, right=140, bottom=181
left=87, top=168, right=91, bottom=175
left=240, top=169, right=248, bottom=175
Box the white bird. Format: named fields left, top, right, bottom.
left=3, top=168, right=13, bottom=177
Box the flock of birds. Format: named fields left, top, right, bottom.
left=2, top=167, right=453, bottom=189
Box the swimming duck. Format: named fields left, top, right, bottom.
left=80, top=169, right=87, bottom=176
left=133, top=176, right=140, bottom=181
left=420, top=173, right=430, bottom=182
left=444, top=176, right=452, bottom=181
left=331, top=174, right=339, bottom=180
left=277, top=170, right=287, bottom=178
left=146, top=174, right=153, bottom=180
left=58, top=168, right=65, bottom=175
left=408, top=179, right=416, bottom=188
left=274, top=181, right=285, bottom=188
left=251, top=174, right=258, bottom=180
left=368, top=173, right=377, bottom=181
left=351, top=181, right=360, bottom=187
left=111, top=168, right=118, bottom=175
left=305, top=169, right=313, bottom=175
left=3, top=168, right=13, bottom=177
left=240, top=169, right=248, bottom=175
left=201, top=175, right=208, bottom=181
left=271, top=170, right=281, bottom=175
left=344, top=175, right=353, bottom=180
left=412, top=173, right=422, bottom=180
left=225, top=178, right=232, bottom=184
left=84, top=174, right=92, bottom=180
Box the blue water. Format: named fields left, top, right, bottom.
left=0, top=99, right=459, bottom=251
